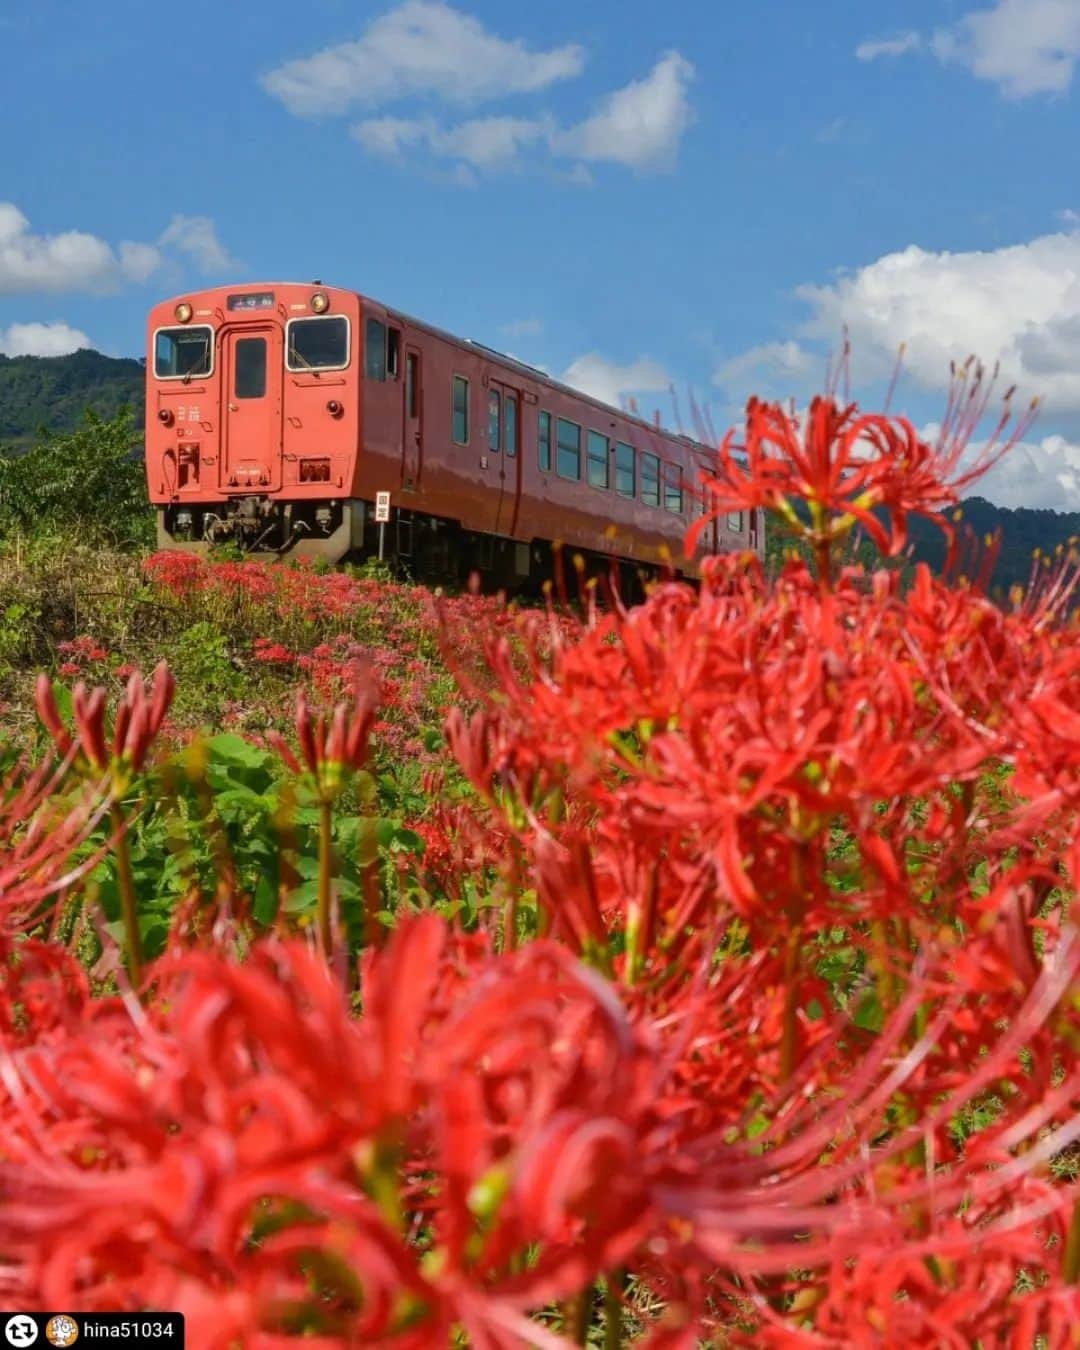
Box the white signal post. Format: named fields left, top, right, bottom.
left=375, top=491, right=391, bottom=560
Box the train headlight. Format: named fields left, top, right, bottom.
left=310, top=291, right=329, bottom=313
left=174, top=302, right=193, bottom=323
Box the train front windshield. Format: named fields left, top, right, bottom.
left=286, top=316, right=349, bottom=371
left=154, top=326, right=212, bottom=379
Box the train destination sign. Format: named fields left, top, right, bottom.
left=227, top=292, right=275, bottom=311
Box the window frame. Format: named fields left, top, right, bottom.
left=234, top=336, right=268, bottom=400
left=152, top=324, right=215, bottom=381
left=614, top=441, right=635, bottom=498
left=538, top=410, right=552, bottom=471
left=452, top=375, right=470, bottom=446
left=488, top=388, right=501, bottom=452
left=284, top=314, right=351, bottom=374
left=364, top=317, right=387, bottom=382
left=664, top=462, right=684, bottom=515
left=640, top=451, right=661, bottom=507
left=727, top=510, right=744, bottom=532
left=556, top=417, right=582, bottom=481
left=586, top=430, right=610, bottom=490
left=504, top=393, right=518, bottom=457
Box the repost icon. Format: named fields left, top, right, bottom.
left=4, top=1317, right=37, bottom=1347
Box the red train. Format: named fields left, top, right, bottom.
left=145, top=281, right=763, bottom=587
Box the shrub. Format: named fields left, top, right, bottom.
left=0, top=408, right=152, bottom=548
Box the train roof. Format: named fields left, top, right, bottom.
left=376, top=297, right=719, bottom=459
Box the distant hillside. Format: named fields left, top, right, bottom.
left=0, top=348, right=144, bottom=445
left=907, top=497, right=1080, bottom=596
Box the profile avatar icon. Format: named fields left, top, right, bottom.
left=44, top=1320, right=78, bottom=1348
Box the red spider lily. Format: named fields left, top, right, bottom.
left=34, top=662, right=175, bottom=779
left=32, top=664, right=175, bottom=985
left=6, top=378, right=1077, bottom=1345
left=2, top=906, right=1076, bottom=1345
left=0, top=752, right=110, bottom=934
left=267, top=684, right=380, bottom=954
left=267, top=684, right=378, bottom=803
left=688, top=366, right=1037, bottom=571
left=0, top=920, right=662, bottom=1343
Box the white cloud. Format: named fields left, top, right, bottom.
left=714, top=340, right=819, bottom=399
left=502, top=317, right=543, bottom=338
left=932, top=0, right=1080, bottom=97
left=267, top=7, right=693, bottom=178
left=855, top=31, right=921, bottom=61
left=0, top=203, right=238, bottom=296
left=262, top=0, right=584, bottom=117
left=967, top=430, right=1080, bottom=509
left=786, top=228, right=1080, bottom=414
left=352, top=114, right=550, bottom=169
left=0, top=202, right=160, bottom=296
left=118, top=242, right=161, bottom=284
left=351, top=51, right=695, bottom=176
left=0, top=320, right=93, bottom=357
left=1058, top=208, right=1080, bottom=225
left=712, top=227, right=1080, bottom=508
left=556, top=52, right=695, bottom=171
left=157, top=215, right=239, bottom=274
left=560, top=353, right=670, bottom=409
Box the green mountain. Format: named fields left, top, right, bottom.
left=907, top=497, right=1080, bottom=596
left=0, top=348, right=144, bottom=446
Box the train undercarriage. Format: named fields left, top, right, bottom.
left=156, top=496, right=664, bottom=600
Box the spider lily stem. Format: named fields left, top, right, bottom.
left=110, top=802, right=143, bottom=988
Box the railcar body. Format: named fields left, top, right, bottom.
left=145, top=282, right=763, bottom=586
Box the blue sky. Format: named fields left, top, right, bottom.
left=2, top=0, right=1079, bottom=508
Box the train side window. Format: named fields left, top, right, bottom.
left=640, top=452, right=660, bottom=507
left=587, top=431, right=609, bottom=489
left=234, top=337, right=267, bottom=399
left=488, top=389, right=501, bottom=451
left=557, top=418, right=581, bottom=480
left=664, top=464, right=683, bottom=514
left=452, top=376, right=470, bottom=444
left=727, top=510, right=744, bottom=532
left=406, top=352, right=418, bottom=417
left=615, top=442, right=635, bottom=497
left=505, top=394, right=517, bottom=457
left=387, top=327, right=400, bottom=378
left=365, top=319, right=386, bottom=381
left=538, top=410, right=552, bottom=471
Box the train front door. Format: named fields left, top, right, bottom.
left=401, top=344, right=422, bottom=491
left=219, top=325, right=283, bottom=493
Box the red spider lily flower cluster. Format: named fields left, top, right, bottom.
left=1, top=908, right=1076, bottom=1344
left=55, top=635, right=111, bottom=678
left=34, top=662, right=175, bottom=780
left=1, top=379, right=1077, bottom=1343
left=689, top=364, right=1038, bottom=568
left=267, top=684, right=378, bottom=802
